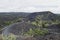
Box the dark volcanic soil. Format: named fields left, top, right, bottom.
left=1, top=21, right=60, bottom=40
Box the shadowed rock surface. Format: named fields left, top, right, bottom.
left=2, top=22, right=37, bottom=35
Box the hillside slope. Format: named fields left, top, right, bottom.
left=0, top=11, right=60, bottom=40
left=26, top=11, right=59, bottom=21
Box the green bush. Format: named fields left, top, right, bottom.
left=24, top=28, right=34, bottom=36
left=34, top=28, right=48, bottom=36
left=24, top=28, right=48, bottom=37
left=4, top=21, right=12, bottom=25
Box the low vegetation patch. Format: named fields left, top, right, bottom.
left=24, top=28, right=48, bottom=37
left=0, top=33, right=16, bottom=40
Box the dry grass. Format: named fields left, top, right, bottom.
left=0, top=34, right=3, bottom=40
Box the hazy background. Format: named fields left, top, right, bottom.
left=0, top=0, right=60, bottom=14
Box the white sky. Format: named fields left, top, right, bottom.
left=0, top=0, right=60, bottom=13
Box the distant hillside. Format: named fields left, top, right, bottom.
left=0, top=12, right=30, bottom=27
left=0, top=11, right=60, bottom=21
left=0, top=11, right=60, bottom=27
left=26, top=11, right=60, bottom=21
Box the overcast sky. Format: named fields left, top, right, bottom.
left=0, top=0, right=60, bottom=13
